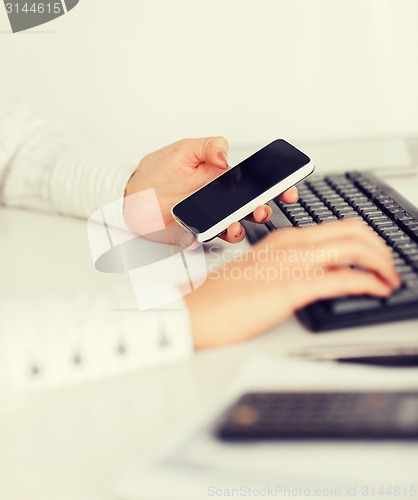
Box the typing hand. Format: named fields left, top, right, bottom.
left=124, top=137, right=298, bottom=244
left=186, top=219, right=401, bottom=348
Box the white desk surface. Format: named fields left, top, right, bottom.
left=0, top=171, right=418, bottom=500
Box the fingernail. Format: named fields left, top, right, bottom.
left=180, top=232, right=196, bottom=248
left=217, top=151, right=228, bottom=168
left=262, top=208, right=269, bottom=221
left=235, top=227, right=244, bottom=238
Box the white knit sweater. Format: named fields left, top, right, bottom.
left=0, top=106, right=193, bottom=386
left=0, top=106, right=136, bottom=217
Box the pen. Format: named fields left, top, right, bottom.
left=290, top=343, right=418, bottom=367
left=336, top=353, right=418, bottom=367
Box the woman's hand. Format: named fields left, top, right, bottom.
left=186, top=219, right=401, bottom=349
left=125, top=137, right=298, bottom=243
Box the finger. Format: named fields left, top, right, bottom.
left=245, top=204, right=272, bottom=224
left=307, top=239, right=400, bottom=288
left=278, top=186, right=299, bottom=204
left=219, top=222, right=246, bottom=243
left=153, top=222, right=198, bottom=248
left=190, top=136, right=229, bottom=170
left=265, top=220, right=400, bottom=287
left=284, top=218, right=392, bottom=261
left=298, top=267, right=394, bottom=310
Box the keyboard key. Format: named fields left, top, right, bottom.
left=285, top=207, right=306, bottom=215
left=290, top=214, right=313, bottom=224
left=298, top=195, right=318, bottom=203
left=335, top=208, right=356, bottom=217
left=396, top=242, right=417, bottom=252
left=306, top=202, right=327, bottom=210
left=297, top=221, right=316, bottom=227
left=351, top=198, right=371, bottom=210
left=312, top=213, right=333, bottom=222
left=407, top=255, right=418, bottom=271
left=397, top=266, right=414, bottom=276
left=396, top=212, right=414, bottom=222
left=332, top=203, right=351, bottom=210
left=391, top=210, right=407, bottom=220
left=402, top=220, right=418, bottom=229
left=320, top=217, right=339, bottom=223
left=386, top=287, right=418, bottom=305
left=374, top=217, right=398, bottom=228
left=340, top=212, right=361, bottom=219
left=330, top=296, right=382, bottom=314
left=401, top=273, right=418, bottom=288
left=403, top=225, right=418, bottom=242
left=311, top=208, right=333, bottom=216
left=360, top=207, right=381, bottom=217
left=266, top=202, right=293, bottom=230
left=364, top=212, right=386, bottom=223
left=279, top=201, right=302, bottom=209
left=403, top=247, right=418, bottom=257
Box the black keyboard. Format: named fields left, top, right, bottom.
left=241, top=171, right=418, bottom=332
left=217, top=391, right=418, bottom=440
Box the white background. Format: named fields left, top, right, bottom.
left=1, top=0, right=417, bottom=159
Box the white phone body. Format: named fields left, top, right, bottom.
left=171, top=140, right=315, bottom=243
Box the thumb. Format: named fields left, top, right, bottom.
left=193, top=136, right=229, bottom=170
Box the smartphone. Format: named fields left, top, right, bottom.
left=171, top=139, right=314, bottom=242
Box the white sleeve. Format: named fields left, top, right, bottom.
left=0, top=106, right=195, bottom=386
left=0, top=105, right=136, bottom=218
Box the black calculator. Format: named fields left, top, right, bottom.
left=217, top=391, right=418, bottom=440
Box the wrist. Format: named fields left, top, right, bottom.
left=124, top=165, right=140, bottom=198
left=184, top=271, right=266, bottom=349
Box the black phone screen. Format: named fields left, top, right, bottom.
left=173, top=139, right=310, bottom=233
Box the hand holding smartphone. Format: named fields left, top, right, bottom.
left=172, top=139, right=314, bottom=242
